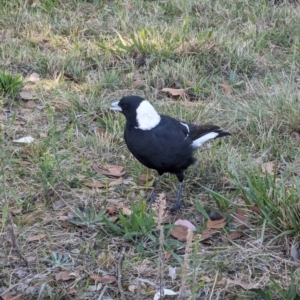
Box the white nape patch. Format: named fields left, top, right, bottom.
left=180, top=122, right=189, bottom=137
left=192, top=132, right=219, bottom=148
left=135, top=100, right=161, bottom=130
left=110, top=101, right=122, bottom=111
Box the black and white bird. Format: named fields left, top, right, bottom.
left=110, top=95, right=230, bottom=212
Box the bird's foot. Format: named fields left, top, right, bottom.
left=147, top=191, right=156, bottom=204
left=170, top=201, right=187, bottom=214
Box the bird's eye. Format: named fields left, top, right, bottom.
left=121, top=103, right=128, bottom=109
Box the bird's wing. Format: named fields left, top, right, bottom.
left=179, top=123, right=221, bottom=141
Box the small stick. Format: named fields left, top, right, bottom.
left=7, top=211, right=28, bottom=266
left=117, top=247, right=126, bottom=300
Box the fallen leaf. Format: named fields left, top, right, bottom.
left=171, top=225, right=189, bottom=241
left=228, top=208, right=248, bottom=228
left=121, top=206, right=132, bottom=216
left=227, top=231, right=243, bottom=240
left=27, top=233, right=46, bottom=242
left=24, top=100, right=36, bottom=109
left=66, top=288, right=77, bottom=295
left=250, top=205, right=262, bottom=215
left=27, top=0, right=37, bottom=7
left=13, top=136, right=34, bottom=144
left=200, top=228, right=220, bottom=241
left=165, top=252, right=172, bottom=260
left=154, top=288, right=177, bottom=300
left=39, top=132, right=48, bottom=138
left=90, top=274, right=117, bottom=284
left=109, top=178, right=123, bottom=186
left=52, top=200, right=65, bottom=210
left=207, top=218, right=226, bottom=229
left=128, top=285, right=137, bottom=292
left=10, top=207, right=22, bottom=215
left=106, top=206, right=117, bottom=215
left=168, top=266, right=177, bottom=280
left=108, top=216, right=119, bottom=222
left=20, top=90, right=36, bottom=100
left=82, top=180, right=104, bottom=188
left=161, top=88, right=186, bottom=97
left=55, top=271, right=74, bottom=281
left=219, top=83, right=232, bottom=95
left=2, top=294, right=23, bottom=300
left=132, top=80, right=146, bottom=88
left=27, top=72, right=40, bottom=82
left=94, top=165, right=125, bottom=177
left=19, top=160, right=32, bottom=165
left=137, top=174, right=148, bottom=185
left=261, top=161, right=275, bottom=174
left=174, top=219, right=196, bottom=231
left=14, top=120, right=26, bottom=125
left=60, top=220, right=73, bottom=228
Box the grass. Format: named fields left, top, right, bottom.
left=1, top=0, right=300, bottom=299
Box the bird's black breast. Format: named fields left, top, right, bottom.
left=124, top=116, right=196, bottom=174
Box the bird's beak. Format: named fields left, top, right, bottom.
left=110, top=101, right=122, bottom=112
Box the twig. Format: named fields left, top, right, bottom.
left=157, top=193, right=166, bottom=298
left=97, top=285, right=108, bottom=300
left=178, top=228, right=193, bottom=299
left=117, top=246, right=126, bottom=300
left=7, top=211, right=28, bottom=266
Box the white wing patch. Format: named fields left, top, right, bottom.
left=180, top=122, right=190, bottom=137
left=135, top=100, right=161, bottom=130
left=192, top=132, right=219, bottom=148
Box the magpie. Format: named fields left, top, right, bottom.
left=110, top=95, right=230, bottom=212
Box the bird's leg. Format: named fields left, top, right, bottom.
left=170, top=173, right=185, bottom=213
left=147, top=173, right=164, bottom=203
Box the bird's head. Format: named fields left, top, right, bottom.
left=110, top=95, right=161, bottom=130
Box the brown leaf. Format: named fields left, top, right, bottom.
left=171, top=225, right=189, bottom=241
left=137, top=173, right=154, bottom=187
left=121, top=206, right=132, bottom=216
left=24, top=100, right=36, bottom=109
left=109, top=178, right=123, bottom=186
left=132, top=80, right=146, bottom=88
left=20, top=90, right=36, bottom=100
left=27, top=233, right=46, bottom=242
left=3, top=294, right=23, bottom=300
left=161, top=88, right=186, bottom=97
left=10, top=207, right=22, bottom=215
left=165, top=252, right=172, bottom=260
left=94, top=165, right=125, bottom=177
left=55, top=271, right=74, bottom=281
left=90, top=274, right=117, bottom=284
left=39, top=132, right=48, bottom=138
left=14, top=120, right=26, bottom=125
left=200, top=228, right=220, bottom=241
left=250, top=205, right=262, bottom=215
left=27, top=72, right=40, bottom=82
left=19, top=160, right=32, bottom=165
left=261, top=161, right=275, bottom=174
left=60, top=220, right=73, bottom=228
left=207, top=218, right=226, bottom=229
left=227, top=231, right=243, bottom=240
left=137, top=174, right=148, bottom=185
left=219, top=83, right=233, bottom=95
left=106, top=206, right=117, bottom=215
left=227, top=208, right=248, bottom=229
left=66, top=288, right=77, bottom=295
left=82, top=180, right=104, bottom=188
